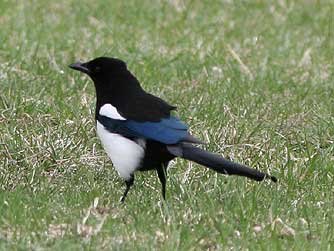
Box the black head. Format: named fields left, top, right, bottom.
left=69, top=57, right=127, bottom=80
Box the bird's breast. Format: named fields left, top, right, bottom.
left=96, top=121, right=145, bottom=180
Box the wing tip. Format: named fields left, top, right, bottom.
left=182, top=134, right=206, bottom=144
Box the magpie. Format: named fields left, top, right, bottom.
left=69, top=57, right=277, bottom=202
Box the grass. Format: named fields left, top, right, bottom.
left=0, top=0, right=333, bottom=250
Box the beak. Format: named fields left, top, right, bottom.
left=68, top=62, right=90, bottom=74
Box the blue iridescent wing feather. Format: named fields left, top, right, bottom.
left=97, top=115, right=189, bottom=144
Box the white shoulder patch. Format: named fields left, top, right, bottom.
left=99, top=104, right=126, bottom=120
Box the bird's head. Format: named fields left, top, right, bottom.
left=69, top=57, right=127, bottom=81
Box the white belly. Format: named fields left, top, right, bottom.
left=96, top=121, right=145, bottom=180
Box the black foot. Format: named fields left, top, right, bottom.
left=120, top=176, right=134, bottom=203
left=157, top=163, right=168, bottom=200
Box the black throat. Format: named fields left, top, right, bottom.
left=93, top=71, right=144, bottom=120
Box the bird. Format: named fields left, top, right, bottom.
left=69, top=57, right=277, bottom=202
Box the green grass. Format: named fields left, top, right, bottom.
left=1, top=0, right=333, bottom=250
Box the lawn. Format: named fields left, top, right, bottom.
left=0, top=0, right=333, bottom=250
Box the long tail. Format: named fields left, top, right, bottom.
left=168, top=144, right=277, bottom=182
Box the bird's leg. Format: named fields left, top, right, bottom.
left=120, top=176, right=134, bottom=203
left=157, top=163, right=168, bottom=200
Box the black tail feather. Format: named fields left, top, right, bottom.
left=168, top=144, right=277, bottom=182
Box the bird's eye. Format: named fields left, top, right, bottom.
left=95, top=66, right=101, bottom=73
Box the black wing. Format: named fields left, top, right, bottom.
left=112, top=91, right=177, bottom=122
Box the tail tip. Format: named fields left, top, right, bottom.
left=269, top=175, right=277, bottom=183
